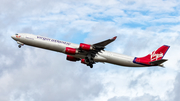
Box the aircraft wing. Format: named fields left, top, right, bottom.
left=78, top=36, right=117, bottom=53
left=93, top=36, right=117, bottom=47
left=77, top=36, right=117, bottom=68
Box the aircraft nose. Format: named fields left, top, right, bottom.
left=11, top=35, right=16, bottom=40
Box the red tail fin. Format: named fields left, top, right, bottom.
left=133, top=45, right=170, bottom=66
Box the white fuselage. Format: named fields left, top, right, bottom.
left=11, top=33, right=144, bottom=67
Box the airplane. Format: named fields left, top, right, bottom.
left=11, top=33, right=170, bottom=68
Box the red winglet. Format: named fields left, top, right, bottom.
left=112, top=36, right=117, bottom=40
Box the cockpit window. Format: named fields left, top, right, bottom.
left=15, top=34, right=18, bottom=35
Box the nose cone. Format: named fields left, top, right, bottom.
left=11, top=35, right=16, bottom=40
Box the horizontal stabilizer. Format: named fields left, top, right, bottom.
left=149, top=59, right=168, bottom=65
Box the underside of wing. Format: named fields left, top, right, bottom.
left=93, top=36, right=117, bottom=47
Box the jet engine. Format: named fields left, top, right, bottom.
left=79, top=43, right=94, bottom=51
left=66, top=55, right=80, bottom=61
left=65, top=47, right=78, bottom=55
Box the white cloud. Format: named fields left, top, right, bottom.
left=108, top=94, right=162, bottom=101
left=0, top=48, right=104, bottom=101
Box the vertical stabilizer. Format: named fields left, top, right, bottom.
left=133, top=45, right=170, bottom=66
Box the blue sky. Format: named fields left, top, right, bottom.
left=1, top=0, right=180, bottom=101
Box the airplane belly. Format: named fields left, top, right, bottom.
left=99, top=51, right=144, bottom=67
left=107, top=56, right=143, bottom=67
left=94, top=55, right=107, bottom=62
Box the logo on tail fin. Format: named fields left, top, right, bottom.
left=151, top=51, right=163, bottom=61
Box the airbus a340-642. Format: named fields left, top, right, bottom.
left=11, top=33, right=170, bottom=68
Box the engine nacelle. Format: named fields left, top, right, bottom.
left=81, top=59, right=87, bottom=64
left=79, top=43, right=94, bottom=51
left=66, top=55, right=80, bottom=62
left=65, top=47, right=78, bottom=55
